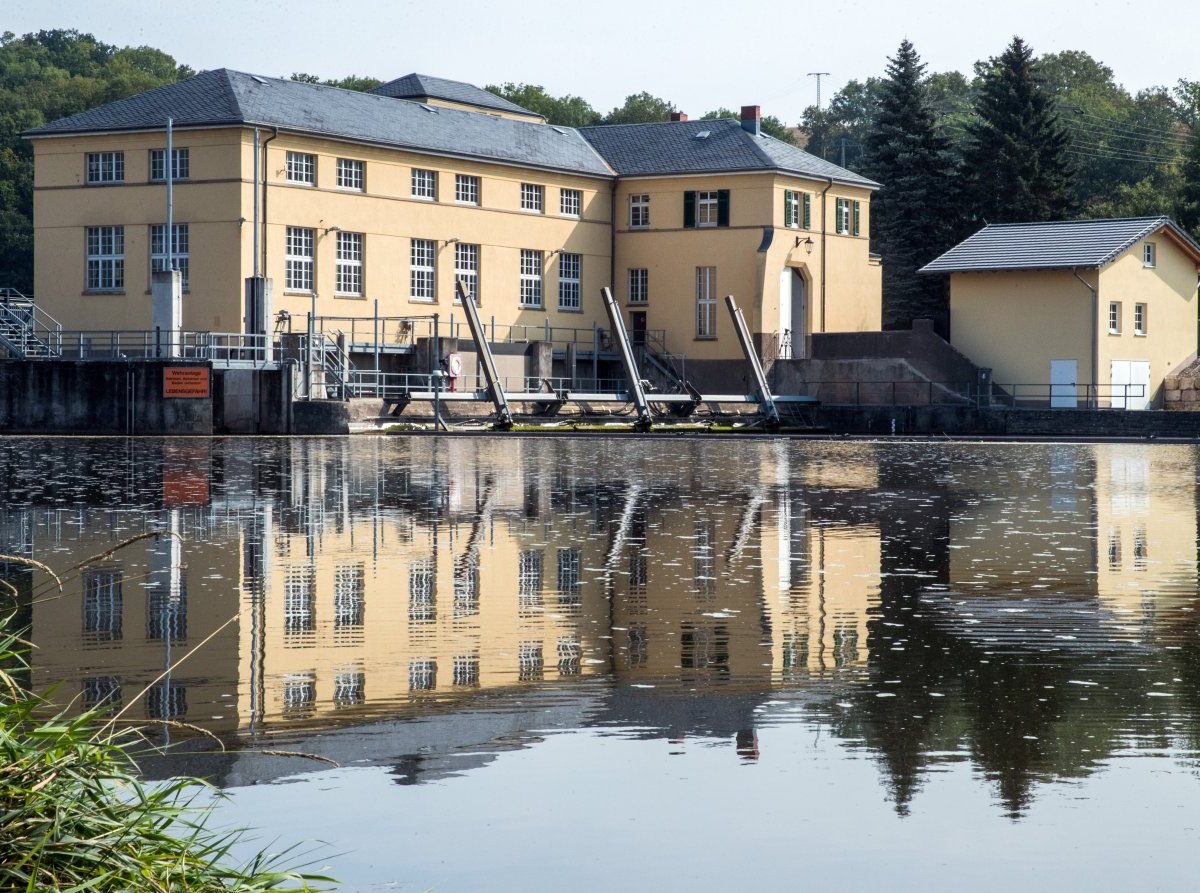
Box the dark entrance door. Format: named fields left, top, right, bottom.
left=630, top=311, right=647, bottom=347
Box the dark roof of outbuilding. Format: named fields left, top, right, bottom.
left=24, top=69, right=612, bottom=177
left=370, top=73, right=542, bottom=119
left=578, top=118, right=878, bottom=187
left=919, top=217, right=1200, bottom=273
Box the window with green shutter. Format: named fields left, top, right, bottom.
left=852, top=200, right=861, bottom=236
left=802, top=193, right=811, bottom=229
left=717, top=190, right=730, bottom=227
left=683, top=191, right=696, bottom=228
left=784, top=190, right=794, bottom=228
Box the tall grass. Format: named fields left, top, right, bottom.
left=0, top=595, right=331, bottom=891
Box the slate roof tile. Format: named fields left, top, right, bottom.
left=371, top=73, right=541, bottom=118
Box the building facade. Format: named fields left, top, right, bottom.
left=27, top=70, right=881, bottom=363
left=922, top=217, right=1200, bottom=408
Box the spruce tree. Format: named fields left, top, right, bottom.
left=1176, top=126, right=1200, bottom=240
left=862, top=39, right=958, bottom=332
left=962, top=37, right=1075, bottom=224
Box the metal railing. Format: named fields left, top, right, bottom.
left=0, top=288, right=63, bottom=358
left=50, top=330, right=277, bottom=365
left=342, top=370, right=631, bottom=399
left=787, top=379, right=1149, bottom=409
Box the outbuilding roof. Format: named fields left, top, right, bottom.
left=24, top=69, right=613, bottom=177
left=578, top=118, right=878, bottom=187
left=919, top=217, right=1200, bottom=273
left=370, top=73, right=542, bottom=119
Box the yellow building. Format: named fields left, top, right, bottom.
left=26, top=71, right=881, bottom=365
left=921, top=217, right=1200, bottom=408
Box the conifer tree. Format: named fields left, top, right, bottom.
left=862, top=39, right=958, bottom=332
left=962, top=37, right=1075, bottom=224
left=1176, top=127, right=1200, bottom=240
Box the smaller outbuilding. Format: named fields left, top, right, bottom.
left=921, top=217, right=1200, bottom=409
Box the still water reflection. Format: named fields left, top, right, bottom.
left=5, top=437, right=1200, bottom=890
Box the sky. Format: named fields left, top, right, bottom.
left=7, top=0, right=1199, bottom=121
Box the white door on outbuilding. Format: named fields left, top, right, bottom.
left=1050, top=359, right=1078, bottom=408
left=1111, top=360, right=1152, bottom=410
left=779, top=270, right=792, bottom=359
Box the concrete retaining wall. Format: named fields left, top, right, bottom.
left=0, top=360, right=212, bottom=435
left=815, top=405, right=1200, bottom=438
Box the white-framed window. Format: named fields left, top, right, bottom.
left=628, top=268, right=648, bottom=305
left=560, top=188, right=582, bottom=217
left=1134, top=302, right=1147, bottom=335
left=696, top=266, right=717, bottom=338
left=629, top=194, right=649, bottom=229
left=285, top=151, right=315, bottom=185
left=455, top=173, right=480, bottom=205
left=835, top=198, right=862, bottom=235
left=697, top=191, right=719, bottom=227
left=520, top=183, right=544, bottom=212
left=411, top=238, right=436, bottom=301
left=412, top=168, right=437, bottom=200
left=336, top=158, right=364, bottom=191
left=1108, top=300, right=1121, bottom=334
left=86, top=151, right=124, bottom=184
left=150, top=223, right=189, bottom=289
left=1143, top=242, right=1156, bottom=267
left=85, top=226, right=124, bottom=291
left=336, top=231, right=364, bottom=296
left=150, top=148, right=189, bottom=182
left=285, top=226, right=315, bottom=292
left=558, top=252, right=581, bottom=310
left=454, top=242, right=479, bottom=304
left=520, top=249, right=543, bottom=307
left=784, top=190, right=802, bottom=228
left=283, top=567, right=315, bottom=634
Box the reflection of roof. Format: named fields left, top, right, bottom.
left=579, top=118, right=878, bottom=186
left=920, top=217, right=1200, bottom=273
left=371, top=73, right=541, bottom=119
left=25, top=69, right=613, bottom=178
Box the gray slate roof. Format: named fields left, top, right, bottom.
left=25, top=69, right=612, bottom=177
left=371, top=73, right=542, bottom=119
left=920, top=217, right=1200, bottom=273
left=578, top=118, right=878, bottom=187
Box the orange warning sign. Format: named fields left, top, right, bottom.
left=163, top=367, right=210, bottom=398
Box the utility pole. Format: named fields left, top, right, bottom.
left=807, top=71, right=830, bottom=110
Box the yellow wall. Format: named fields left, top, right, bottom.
left=950, top=268, right=1095, bottom=392
left=1097, top=236, right=1198, bottom=404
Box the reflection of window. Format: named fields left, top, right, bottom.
left=83, top=568, right=123, bottom=642
left=333, top=671, right=365, bottom=708
left=146, top=682, right=187, bottom=720
left=557, top=548, right=581, bottom=599
left=282, top=674, right=316, bottom=718
left=628, top=549, right=647, bottom=598
left=627, top=624, right=648, bottom=667
left=283, top=567, right=315, bottom=636
left=146, top=575, right=187, bottom=642
left=781, top=630, right=808, bottom=680
left=832, top=626, right=859, bottom=667
left=681, top=624, right=729, bottom=672
left=82, top=676, right=121, bottom=713
left=454, top=558, right=479, bottom=617
left=1133, top=526, right=1148, bottom=567
left=1108, top=530, right=1121, bottom=570
left=453, top=653, right=480, bottom=686
left=518, top=642, right=543, bottom=681
left=518, top=550, right=543, bottom=611
left=409, top=559, right=435, bottom=622
left=409, top=659, right=436, bottom=691
left=334, top=563, right=365, bottom=633
left=693, top=521, right=716, bottom=594
left=557, top=638, right=581, bottom=676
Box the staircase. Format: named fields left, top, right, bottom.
left=0, top=289, right=62, bottom=359
left=635, top=331, right=694, bottom=396
left=309, top=331, right=352, bottom=399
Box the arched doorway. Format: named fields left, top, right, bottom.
left=778, top=267, right=809, bottom=359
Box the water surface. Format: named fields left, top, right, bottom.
left=6, top=437, right=1200, bottom=891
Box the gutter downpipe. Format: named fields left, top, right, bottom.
left=1073, top=267, right=1098, bottom=408
left=259, top=127, right=279, bottom=277
left=820, top=177, right=834, bottom=332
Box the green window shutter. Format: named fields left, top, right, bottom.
left=802, top=193, right=811, bottom=229
left=717, top=189, right=730, bottom=227
left=683, top=191, right=696, bottom=228
left=784, top=190, right=794, bottom=228
left=853, top=200, right=861, bottom=236
left=835, top=198, right=845, bottom=232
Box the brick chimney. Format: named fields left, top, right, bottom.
left=740, top=105, right=761, bottom=135
left=670, top=111, right=688, bottom=122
